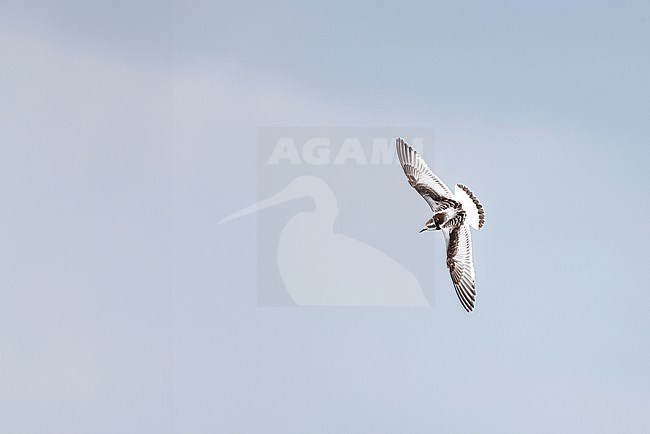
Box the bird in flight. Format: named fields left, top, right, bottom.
left=396, top=138, right=485, bottom=312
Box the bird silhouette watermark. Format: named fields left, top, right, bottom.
left=217, top=128, right=437, bottom=307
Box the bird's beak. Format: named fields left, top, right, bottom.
left=419, top=227, right=427, bottom=233
left=216, top=183, right=301, bottom=225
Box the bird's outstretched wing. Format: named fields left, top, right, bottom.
left=396, top=138, right=456, bottom=211
left=444, top=224, right=476, bottom=312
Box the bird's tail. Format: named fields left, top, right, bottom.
left=454, top=184, right=485, bottom=230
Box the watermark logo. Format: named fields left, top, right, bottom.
left=266, top=137, right=415, bottom=165
left=218, top=128, right=436, bottom=306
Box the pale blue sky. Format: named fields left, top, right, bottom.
left=1, top=1, right=649, bottom=433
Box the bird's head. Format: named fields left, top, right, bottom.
left=420, top=213, right=445, bottom=233
left=420, top=217, right=438, bottom=233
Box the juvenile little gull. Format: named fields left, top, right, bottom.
left=396, top=138, right=485, bottom=312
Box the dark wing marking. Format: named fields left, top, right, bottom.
left=396, top=138, right=456, bottom=211
left=444, top=225, right=476, bottom=312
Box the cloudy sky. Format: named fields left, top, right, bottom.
left=2, top=1, right=649, bottom=433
